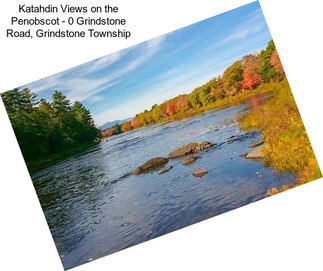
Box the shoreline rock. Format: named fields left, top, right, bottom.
left=245, top=146, right=264, bottom=160
left=239, top=152, right=249, bottom=158
left=248, top=140, right=264, bottom=148
left=192, top=167, right=208, bottom=177
left=132, top=157, right=169, bottom=175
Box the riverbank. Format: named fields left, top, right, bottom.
left=28, top=141, right=99, bottom=174
left=29, top=85, right=274, bottom=173
left=238, top=79, right=322, bottom=194
left=156, top=84, right=275, bottom=123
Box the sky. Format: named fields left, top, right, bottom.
left=23, top=1, right=272, bottom=126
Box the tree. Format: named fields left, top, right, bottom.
left=176, top=94, right=191, bottom=111
left=112, top=124, right=122, bottom=134
left=1, top=88, right=98, bottom=169
left=166, top=102, right=176, bottom=115
left=259, top=40, right=277, bottom=82
left=199, top=86, right=214, bottom=106
left=131, top=118, right=140, bottom=127
left=241, top=54, right=262, bottom=90
left=222, top=61, right=243, bottom=96
left=152, top=106, right=162, bottom=121
left=190, top=89, right=202, bottom=108
left=270, top=48, right=284, bottom=75
left=121, top=121, right=132, bottom=132
left=210, top=77, right=225, bottom=99
left=52, top=91, right=71, bottom=120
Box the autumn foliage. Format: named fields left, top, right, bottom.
left=269, top=48, right=284, bottom=75
left=241, top=54, right=262, bottom=90
left=131, top=119, right=140, bottom=127
left=166, top=102, right=175, bottom=115
left=119, top=40, right=285, bottom=133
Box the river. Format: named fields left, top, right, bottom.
left=32, top=99, right=296, bottom=269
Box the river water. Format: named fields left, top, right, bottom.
left=32, top=100, right=296, bottom=269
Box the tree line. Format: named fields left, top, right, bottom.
left=115, top=39, right=284, bottom=133
left=1, top=89, right=99, bottom=169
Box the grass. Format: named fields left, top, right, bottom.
left=238, top=79, right=322, bottom=195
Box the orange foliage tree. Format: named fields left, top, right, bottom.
left=269, top=48, right=284, bottom=75
left=131, top=118, right=140, bottom=127
left=176, top=94, right=190, bottom=111
left=241, top=54, right=262, bottom=90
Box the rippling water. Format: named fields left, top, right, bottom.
left=32, top=102, right=296, bottom=269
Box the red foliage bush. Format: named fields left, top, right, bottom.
left=166, top=102, right=176, bottom=115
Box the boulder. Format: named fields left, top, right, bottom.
left=169, top=141, right=214, bottom=158
left=192, top=167, right=208, bottom=177
left=159, top=165, right=174, bottom=175
left=248, top=140, right=264, bottom=148
left=168, top=143, right=199, bottom=158
left=132, top=157, right=169, bottom=175
left=182, top=156, right=199, bottom=166
left=246, top=146, right=264, bottom=160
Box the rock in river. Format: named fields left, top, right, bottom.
left=199, top=141, right=214, bottom=150
left=239, top=152, right=249, bottom=158
left=168, top=143, right=200, bottom=158
left=182, top=156, right=199, bottom=166
left=192, top=167, right=208, bottom=177
left=132, top=157, right=169, bottom=175
left=248, top=140, right=264, bottom=148
left=159, top=165, right=174, bottom=175
left=246, top=146, right=264, bottom=160
left=169, top=141, right=213, bottom=158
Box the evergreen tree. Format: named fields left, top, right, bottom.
left=1, top=88, right=99, bottom=169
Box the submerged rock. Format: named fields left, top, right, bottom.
left=192, top=167, right=208, bottom=177
left=168, top=143, right=200, bottom=158
left=132, top=157, right=169, bottom=175
left=182, top=156, right=199, bottom=166
left=229, top=134, right=239, bottom=139
left=159, top=165, right=174, bottom=175
left=246, top=146, right=264, bottom=160
left=248, top=140, right=264, bottom=148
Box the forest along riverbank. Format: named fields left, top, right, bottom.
left=32, top=98, right=297, bottom=269
left=1, top=89, right=100, bottom=174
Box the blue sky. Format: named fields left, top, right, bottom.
left=24, top=1, right=272, bottom=126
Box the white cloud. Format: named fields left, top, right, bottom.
left=24, top=35, right=166, bottom=103
left=93, top=63, right=222, bottom=126
left=216, top=8, right=266, bottom=46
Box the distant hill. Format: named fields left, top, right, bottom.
left=99, top=117, right=132, bottom=130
